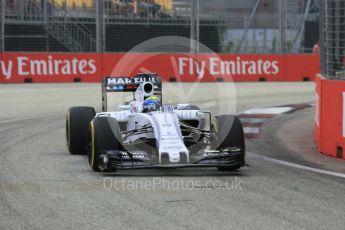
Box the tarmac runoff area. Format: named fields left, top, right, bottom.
left=0, top=82, right=344, bottom=230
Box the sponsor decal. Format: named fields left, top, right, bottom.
left=107, top=77, right=133, bottom=85
left=163, top=145, right=183, bottom=151
left=106, top=76, right=158, bottom=86
left=161, top=123, right=172, bottom=128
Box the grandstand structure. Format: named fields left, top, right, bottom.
left=0, top=0, right=320, bottom=53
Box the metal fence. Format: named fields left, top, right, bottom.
left=1, top=0, right=321, bottom=53
left=320, top=0, right=345, bottom=79
left=227, top=0, right=320, bottom=54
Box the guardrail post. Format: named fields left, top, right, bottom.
left=279, top=0, right=287, bottom=53
left=0, top=0, right=4, bottom=52
left=96, top=0, right=105, bottom=52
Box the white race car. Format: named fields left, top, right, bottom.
left=66, top=73, right=245, bottom=172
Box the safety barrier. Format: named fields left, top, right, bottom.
left=0, top=53, right=320, bottom=83
left=315, top=74, right=345, bottom=159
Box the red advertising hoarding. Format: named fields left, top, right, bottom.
left=315, top=74, right=345, bottom=159
left=0, top=53, right=320, bottom=83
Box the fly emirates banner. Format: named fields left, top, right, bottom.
left=0, top=53, right=319, bottom=83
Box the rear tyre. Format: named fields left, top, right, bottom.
left=213, top=115, right=245, bottom=171
left=66, top=106, right=95, bottom=155
left=88, top=117, right=123, bottom=172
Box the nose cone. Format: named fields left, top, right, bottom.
left=168, top=151, right=180, bottom=163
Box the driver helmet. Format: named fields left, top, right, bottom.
left=143, top=95, right=160, bottom=112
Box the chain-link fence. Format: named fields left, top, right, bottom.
left=0, top=0, right=320, bottom=53
left=223, top=0, right=320, bottom=54
left=320, top=0, right=345, bottom=79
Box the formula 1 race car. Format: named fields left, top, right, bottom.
left=66, top=73, right=245, bottom=172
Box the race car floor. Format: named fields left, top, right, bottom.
left=0, top=83, right=344, bottom=230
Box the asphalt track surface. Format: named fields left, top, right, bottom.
left=0, top=82, right=344, bottom=230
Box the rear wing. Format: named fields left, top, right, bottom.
left=102, top=73, right=162, bottom=112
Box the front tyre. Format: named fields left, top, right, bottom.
left=88, top=117, right=123, bottom=172
left=66, top=106, right=95, bottom=155
left=213, top=115, right=245, bottom=171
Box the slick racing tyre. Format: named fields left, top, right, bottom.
left=66, top=106, right=96, bottom=155
left=213, top=115, right=245, bottom=171
left=88, top=117, right=123, bottom=172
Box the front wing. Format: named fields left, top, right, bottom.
left=98, top=148, right=245, bottom=171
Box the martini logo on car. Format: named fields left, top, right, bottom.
left=106, top=76, right=158, bottom=85
left=107, top=77, right=133, bottom=85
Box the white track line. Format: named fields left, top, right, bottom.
left=243, top=127, right=260, bottom=134
left=198, top=101, right=217, bottom=108
left=241, top=107, right=293, bottom=115
left=248, top=152, right=345, bottom=179
left=0, top=86, right=99, bottom=93
left=239, top=118, right=267, bottom=124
